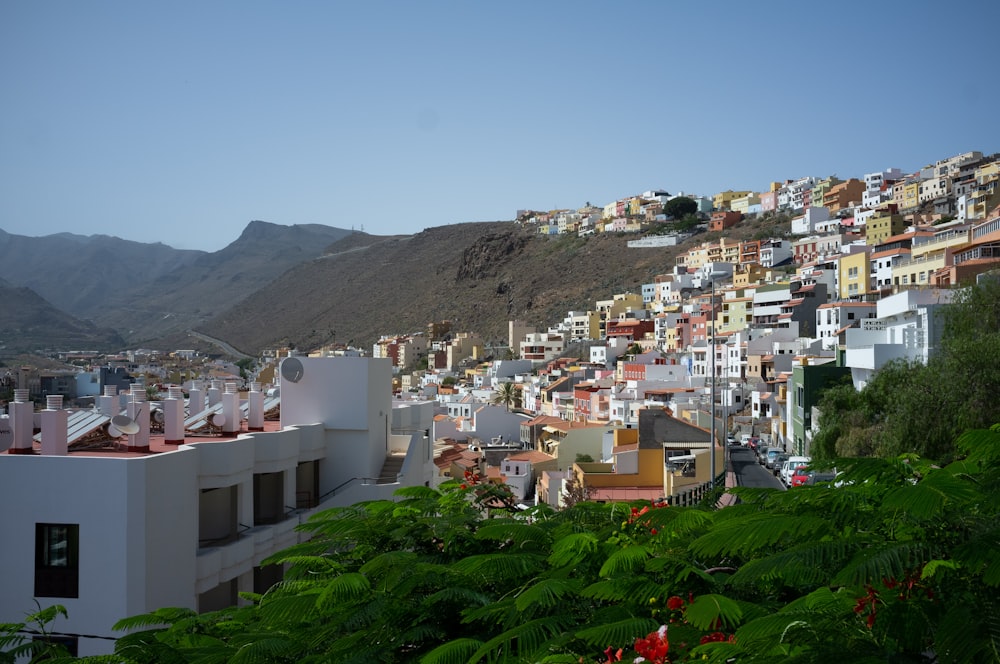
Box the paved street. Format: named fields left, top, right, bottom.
left=729, top=447, right=785, bottom=490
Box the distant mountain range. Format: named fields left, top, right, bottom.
left=0, top=219, right=711, bottom=357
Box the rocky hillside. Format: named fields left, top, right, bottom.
left=0, top=279, right=125, bottom=354
left=0, top=222, right=354, bottom=344
left=196, top=222, right=684, bottom=354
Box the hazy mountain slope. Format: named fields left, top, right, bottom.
left=0, top=228, right=203, bottom=317
left=90, top=221, right=355, bottom=343
left=0, top=283, right=125, bottom=354
left=197, top=222, right=679, bottom=354
left=0, top=222, right=355, bottom=345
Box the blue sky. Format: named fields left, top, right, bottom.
left=2, top=1, right=997, bottom=252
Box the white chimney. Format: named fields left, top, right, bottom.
left=222, top=382, right=239, bottom=434
left=247, top=382, right=264, bottom=431
left=207, top=381, right=223, bottom=407
left=99, top=385, right=118, bottom=417
left=8, top=389, right=34, bottom=454
left=164, top=386, right=185, bottom=445
left=126, top=385, right=150, bottom=452
left=40, top=395, right=68, bottom=456
left=188, top=382, right=204, bottom=416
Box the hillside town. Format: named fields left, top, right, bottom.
left=2, top=147, right=999, bottom=656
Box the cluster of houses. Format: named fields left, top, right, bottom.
left=373, top=150, right=1000, bottom=513
left=2, top=148, right=999, bottom=656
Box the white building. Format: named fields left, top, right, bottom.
left=843, top=289, right=956, bottom=389
left=0, top=356, right=436, bottom=656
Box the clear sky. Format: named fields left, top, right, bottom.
left=2, top=1, right=997, bottom=252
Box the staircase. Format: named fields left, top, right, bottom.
left=377, top=454, right=405, bottom=484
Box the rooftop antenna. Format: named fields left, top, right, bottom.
left=109, top=414, right=140, bottom=437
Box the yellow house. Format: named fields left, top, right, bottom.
left=903, top=181, right=921, bottom=210
left=718, top=291, right=752, bottom=334
left=730, top=193, right=761, bottom=216
left=573, top=408, right=721, bottom=502
left=809, top=176, right=842, bottom=208
left=892, top=226, right=971, bottom=288
left=866, top=212, right=906, bottom=246
left=713, top=190, right=752, bottom=211
left=838, top=250, right=870, bottom=300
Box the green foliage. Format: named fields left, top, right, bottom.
left=490, top=382, right=518, bottom=411
left=813, top=279, right=1000, bottom=462
left=663, top=196, right=698, bottom=220
left=6, top=432, right=1000, bottom=663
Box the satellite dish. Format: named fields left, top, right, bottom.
left=211, top=412, right=226, bottom=427
left=111, top=415, right=140, bottom=435
left=107, top=424, right=122, bottom=438
left=0, top=419, right=12, bottom=453
left=280, top=357, right=305, bottom=384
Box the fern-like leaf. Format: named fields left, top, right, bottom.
left=112, top=607, right=197, bottom=631
left=881, top=468, right=979, bottom=520
left=393, top=484, right=443, bottom=500
left=688, top=514, right=832, bottom=559
left=451, top=552, right=544, bottom=582
left=514, top=577, right=583, bottom=613
left=316, top=572, right=372, bottom=609
left=474, top=521, right=551, bottom=549
left=598, top=544, right=651, bottom=578
left=572, top=616, right=659, bottom=648
left=419, top=637, right=485, bottom=664
left=470, top=615, right=575, bottom=663
left=683, top=593, right=743, bottom=631
left=227, top=637, right=299, bottom=664
left=831, top=541, right=930, bottom=587
left=547, top=532, right=599, bottom=569
left=953, top=526, right=1000, bottom=586
left=728, top=539, right=858, bottom=587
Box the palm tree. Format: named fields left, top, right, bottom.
left=491, top=381, right=518, bottom=411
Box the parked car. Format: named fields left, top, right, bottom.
left=804, top=471, right=839, bottom=486
left=790, top=466, right=812, bottom=487
left=764, top=448, right=784, bottom=469
left=756, top=445, right=769, bottom=464
left=781, top=456, right=811, bottom=484
left=770, top=453, right=789, bottom=474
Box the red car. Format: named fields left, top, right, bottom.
left=790, top=466, right=811, bottom=487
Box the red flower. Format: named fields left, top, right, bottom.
left=634, top=626, right=669, bottom=664
left=459, top=483, right=467, bottom=489
left=666, top=595, right=685, bottom=611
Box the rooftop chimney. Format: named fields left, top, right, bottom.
left=207, top=381, right=223, bottom=407
left=188, top=382, right=205, bottom=417
left=247, top=382, right=264, bottom=431
left=221, top=382, right=240, bottom=434
left=99, top=385, right=118, bottom=417
left=164, top=386, right=185, bottom=445
left=8, top=389, right=34, bottom=454
left=126, top=385, right=150, bottom=452
left=40, top=395, right=68, bottom=456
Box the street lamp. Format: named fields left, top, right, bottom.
left=707, top=271, right=728, bottom=490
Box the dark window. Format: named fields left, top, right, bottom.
left=35, top=524, right=79, bottom=598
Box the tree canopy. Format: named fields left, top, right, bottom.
left=814, top=278, right=1000, bottom=462
left=663, top=197, right=698, bottom=220
left=9, top=424, right=1000, bottom=663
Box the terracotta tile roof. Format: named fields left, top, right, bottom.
left=505, top=450, right=556, bottom=463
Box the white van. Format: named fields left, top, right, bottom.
left=781, top=456, right=810, bottom=485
